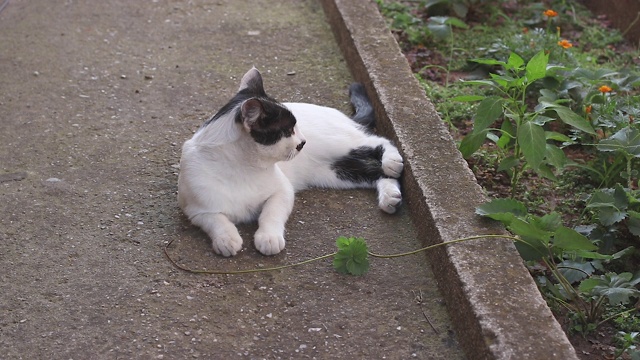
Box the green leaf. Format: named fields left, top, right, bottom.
left=459, top=129, right=489, bottom=158
left=545, top=131, right=574, bottom=143
left=596, top=126, right=640, bottom=157
left=531, top=212, right=562, bottom=232
left=536, top=163, right=558, bottom=182
left=579, top=273, right=640, bottom=305
left=628, top=211, right=640, bottom=236
left=497, top=120, right=514, bottom=149
left=476, top=198, right=528, bottom=218
left=525, top=50, right=549, bottom=83
left=517, top=122, right=546, bottom=171
left=333, top=237, right=370, bottom=276
left=558, top=260, right=596, bottom=284
left=506, top=52, right=525, bottom=71
left=452, top=95, right=484, bottom=102
left=551, top=105, right=596, bottom=135
left=508, top=218, right=553, bottom=245
left=473, top=96, right=504, bottom=133
left=427, top=17, right=453, bottom=40
left=470, top=58, right=506, bottom=66
left=497, top=156, right=519, bottom=172
left=444, top=17, right=469, bottom=29
left=552, top=226, right=598, bottom=251
left=545, top=144, right=568, bottom=169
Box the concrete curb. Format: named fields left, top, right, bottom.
left=319, top=0, right=579, bottom=359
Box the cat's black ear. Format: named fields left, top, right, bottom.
left=240, top=98, right=264, bottom=131
left=238, top=67, right=266, bottom=96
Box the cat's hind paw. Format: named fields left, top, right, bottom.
left=377, top=178, right=402, bottom=214
left=382, top=150, right=403, bottom=178
left=254, top=230, right=285, bottom=256
left=212, top=231, right=243, bottom=257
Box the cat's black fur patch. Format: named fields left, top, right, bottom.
left=245, top=101, right=297, bottom=146
left=202, top=80, right=296, bottom=146
left=349, top=83, right=375, bottom=130
left=332, top=145, right=385, bottom=183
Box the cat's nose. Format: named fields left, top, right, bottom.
left=296, top=141, right=306, bottom=151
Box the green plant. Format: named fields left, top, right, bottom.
left=596, top=126, right=640, bottom=189
left=476, top=198, right=637, bottom=334
left=456, top=50, right=595, bottom=196
left=615, top=331, right=640, bottom=360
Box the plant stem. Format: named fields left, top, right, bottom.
left=368, top=234, right=520, bottom=258
left=163, top=237, right=337, bottom=275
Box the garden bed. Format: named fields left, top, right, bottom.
left=375, top=0, right=640, bottom=358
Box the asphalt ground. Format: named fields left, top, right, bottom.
left=0, top=1, right=464, bottom=358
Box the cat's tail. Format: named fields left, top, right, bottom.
left=349, top=83, right=376, bottom=130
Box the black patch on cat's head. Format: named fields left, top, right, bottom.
left=332, top=145, right=385, bottom=184
left=239, top=98, right=297, bottom=146
left=202, top=68, right=297, bottom=145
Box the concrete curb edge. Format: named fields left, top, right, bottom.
left=318, top=0, right=580, bottom=359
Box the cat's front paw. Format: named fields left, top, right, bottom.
left=377, top=178, right=402, bottom=214
left=254, top=230, right=285, bottom=256
left=212, top=231, right=243, bottom=257
left=382, top=151, right=403, bottom=178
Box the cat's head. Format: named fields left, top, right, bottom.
left=236, top=68, right=306, bottom=162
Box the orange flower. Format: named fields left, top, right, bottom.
left=557, top=39, right=573, bottom=49
left=544, top=9, right=558, bottom=17
left=585, top=105, right=592, bottom=114
left=599, top=85, right=613, bottom=93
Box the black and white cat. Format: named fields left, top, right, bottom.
left=178, top=68, right=403, bottom=256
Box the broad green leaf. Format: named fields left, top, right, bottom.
left=545, top=131, right=574, bottom=143
left=588, top=185, right=629, bottom=210
left=628, top=211, right=640, bottom=236
left=553, top=226, right=598, bottom=251
left=473, top=96, right=504, bottom=133
left=463, top=79, right=500, bottom=89
left=506, top=52, right=525, bottom=71
left=558, top=260, right=596, bottom=284
left=551, top=106, right=596, bottom=134
left=545, top=144, right=568, bottom=169
left=444, top=17, right=469, bottom=29
left=578, top=278, right=600, bottom=292
left=531, top=212, right=562, bottom=232
left=427, top=21, right=452, bottom=40
left=470, top=58, right=506, bottom=66
left=536, top=163, right=558, bottom=182
left=452, top=95, right=484, bottom=102
left=476, top=198, right=528, bottom=218
left=597, top=208, right=628, bottom=226
left=525, top=50, right=549, bottom=83
left=596, top=126, right=640, bottom=157
left=572, top=250, right=614, bottom=260
left=508, top=218, right=553, bottom=245
left=517, top=122, right=546, bottom=171
left=497, top=156, right=519, bottom=172
left=496, top=120, right=514, bottom=149
left=579, top=273, right=640, bottom=305
left=515, top=240, right=548, bottom=262
left=451, top=2, right=468, bottom=18
left=459, top=129, right=489, bottom=158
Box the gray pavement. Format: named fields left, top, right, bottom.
left=0, top=0, right=464, bottom=359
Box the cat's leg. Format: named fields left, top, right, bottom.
left=190, top=213, right=243, bottom=257
left=254, top=185, right=294, bottom=255
left=377, top=178, right=402, bottom=214
left=380, top=141, right=403, bottom=178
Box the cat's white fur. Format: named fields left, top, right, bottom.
left=178, top=68, right=403, bottom=256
